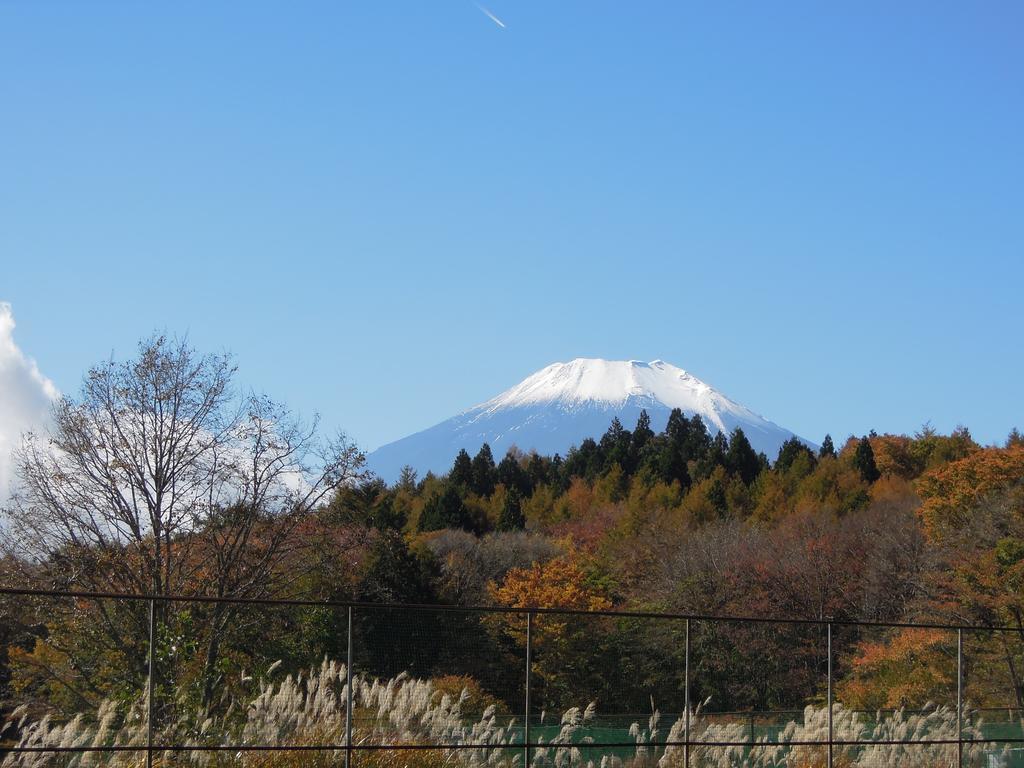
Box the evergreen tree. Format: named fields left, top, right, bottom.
left=450, top=449, right=473, bottom=488
left=418, top=486, right=475, bottom=532
left=665, top=408, right=690, bottom=446
left=819, top=434, right=836, bottom=459
left=358, top=532, right=434, bottom=602
left=497, top=487, right=526, bottom=531
left=695, top=430, right=728, bottom=480
left=526, top=452, right=549, bottom=488
left=328, top=478, right=390, bottom=527
left=656, top=408, right=694, bottom=488
left=852, top=436, right=881, bottom=483
left=497, top=450, right=531, bottom=497
left=654, top=437, right=691, bottom=489
left=775, top=438, right=817, bottom=474
left=600, top=417, right=633, bottom=473
left=603, top=416, right=626, bottom=442
left=355, top=532, right=437, bottom=676
left=470, top=443, right=497, bottom=496
left=712, top=430, right=729, bottom=457
left=632, top=410, right=655, bottom=453
left=563, top=438, right=602, bottom=482
left=685, top=414, right=712, bottom=461
left=1007, top=428, right=1024, bottom=449
left=369, top=495, right=406, bottom=531
left=726, top=427, right=761, bottom=484
left=550, top=454, right=567, bottom=493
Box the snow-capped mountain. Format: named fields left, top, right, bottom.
left=368, top=359, right=811, bottom=482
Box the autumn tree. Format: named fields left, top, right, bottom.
left=916, top=448, right=1024, bottom=709
left=2, top=335, right=364, bottom=707
left=837, top=628, right=955, bottom=710
left=794, top=455, right=871, bottom=516
left=682, top=467, right=731, bottom=522
left=870, top=434, right=922, bottom=479
left=488, top=550, right=613, bottom=709
left=916, top=447, right=1024, bottom=540
left=752, top=469, right=790, bottom=522
left=910, top=424, right=977, bottom=471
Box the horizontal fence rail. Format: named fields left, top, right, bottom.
left=2, top=586, right=1024, bottom=768
left=4, top=585, right=1024, bottom=631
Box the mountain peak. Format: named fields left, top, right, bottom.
left=475, top=358, right=743, bottom=432
left=368, top=358, right=811, bottom=482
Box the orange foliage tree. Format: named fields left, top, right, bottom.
left=915, top=447, right=1024, bottom=709
left=869, top=434, right=922, bottom=480
left=837, top=628, right=955, bottom=710
left=916, top=447, right=1024, bottom=541
left=488, top=549, right=613, bottom=710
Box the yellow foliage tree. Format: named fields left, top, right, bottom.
left=752, top=468, right=790, bottom=523
left=562, top=476, right=597, bottom=519
left=794, top=456, right=870, bottom=516
left=522, top=483, right=558, bottom=527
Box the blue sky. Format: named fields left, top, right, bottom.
left=1, top=1, right=1022, bottom=452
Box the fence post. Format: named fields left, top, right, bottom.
left=147, top=598, right=156, bottom=768
left=346, top=605, right=354, bottom=768
left=525, top=611, right=533, bottom=768
left=957, top=628, right=963, bottom=768
left=827, top=622, right=833, bottom=768
left=684, top=618, right=690, bottom=768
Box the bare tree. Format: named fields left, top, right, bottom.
left=425, top=529, right=562, bottom=605
left=1, top=335, right=364, bottom=703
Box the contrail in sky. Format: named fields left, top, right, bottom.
left=476, top=3, right=506, bottom=28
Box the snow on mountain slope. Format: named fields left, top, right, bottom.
left=368, top=359, right=811, bottom=483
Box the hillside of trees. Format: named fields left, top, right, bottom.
left=2, top=336, right=1024, bottom=738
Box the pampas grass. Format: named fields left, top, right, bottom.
left=2, top=663, right=1008, bottom=768
left=656, top=698, right=1004, bottom=767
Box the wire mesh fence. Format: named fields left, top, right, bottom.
left=1, top=587, right=1023, bottom=768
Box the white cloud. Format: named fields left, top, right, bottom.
left=0, top=302, right=58, bottom=504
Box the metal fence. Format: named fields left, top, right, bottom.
left=2, top=586, right=1024, bottom=768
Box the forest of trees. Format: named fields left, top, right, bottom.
left=2, top=336, right=1024, bottom=740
